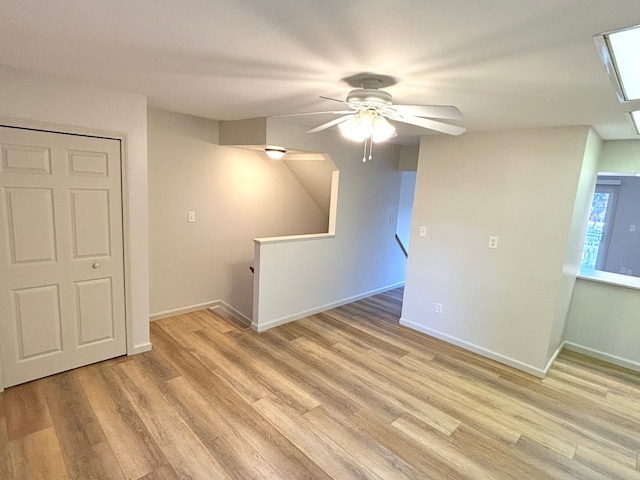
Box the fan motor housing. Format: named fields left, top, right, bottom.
left=346, top=88, right=393, bottom=108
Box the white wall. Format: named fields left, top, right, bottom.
left=0, top=65, right=150, bottom=354
left=546, top=128, right=600, bottom=362
left=401, top=126, right=593, bottom=375
left=148, top=108, right=328, bottom=320
left=252, top=118, right=407, bottom=330
left=566, top=279, right=640, bottom=370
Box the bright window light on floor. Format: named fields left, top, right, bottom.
left=608, top=26, right=640, bottom=100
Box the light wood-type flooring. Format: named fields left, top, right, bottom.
left=1, top=288, right=640, bottom=479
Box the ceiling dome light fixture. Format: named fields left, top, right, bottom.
left=264, top=147, right=286, bottom=159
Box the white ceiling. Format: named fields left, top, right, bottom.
left=2, top=0, right=640, bottom=143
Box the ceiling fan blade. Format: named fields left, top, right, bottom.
left=320, top=95, right=349, bottom=105
left=398, top=115, right=466, bottom=136
left=271, top=110, right=352, bottom=118
left=392, top=105, right=463, bottom=120
left=307, top=115, right=354, bottom=133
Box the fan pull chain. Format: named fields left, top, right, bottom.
left=362, top=137, right=374, bottom=162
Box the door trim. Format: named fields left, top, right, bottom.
left=0, top=117, right=138, bottom=392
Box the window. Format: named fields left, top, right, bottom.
left=581, top=174, right=640, bottom=277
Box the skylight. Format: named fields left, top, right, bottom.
left=595, top=24, right=640, bottom=135
left=607, top=25, right=640, bottom=101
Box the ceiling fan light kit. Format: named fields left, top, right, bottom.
left=280, top=74, right=466, bottom=161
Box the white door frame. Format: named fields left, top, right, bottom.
left=0, top=117, right=134, bottom=392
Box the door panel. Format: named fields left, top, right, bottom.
left=13, top=284, right=63, bottom=359
left=2, top=144, right=52, bottom=174
left=70, top=189, right=111, bottom=258
left=75, top=277, right=114, bottom=345
left=5, top=187, right=58, bottom=263
left=0, top=126, right=126, bottom=387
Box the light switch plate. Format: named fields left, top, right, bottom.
left=419, top=226, right=427, bottom=237
left=188, top=211, right=196, bottom=223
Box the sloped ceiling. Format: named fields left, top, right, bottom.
left=1, top=0, right=640, bottom=142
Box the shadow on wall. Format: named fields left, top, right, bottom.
left=228, top=261, right=255, bottom=319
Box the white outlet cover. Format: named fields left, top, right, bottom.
left=419, top=226, right=427, bottom=237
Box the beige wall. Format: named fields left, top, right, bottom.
left=0, top=65, right=150, bottom=356
left=147, top=108, right=327, bottom=319
left=401, top=126, right=593, bottom=375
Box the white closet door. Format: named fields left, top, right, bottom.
left=0, top=126, right=126, bottom=387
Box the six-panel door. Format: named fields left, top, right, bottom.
left=0, top=126, right=126, bottom=387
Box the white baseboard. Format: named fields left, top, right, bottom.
left=564, top=342, right=640, bottom=373
left=253, top=282, right=405, bottom=332
left=208, top=301, right=252, bottom=328
left=544, top=340, right=566, bottom=375
left=129, top=342, right=152, bottom=355
left=149, top=301, right=219, bottom=322
left=399, top=317, right=548, bottom=378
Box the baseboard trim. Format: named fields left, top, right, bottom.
left=149, top=301, right=219, bottom=322
left=399, top=318, right=548, bottom=378
left=208, top=301, right=252, bottom=329
left=543, top=340, right=566, bottom=375
left=129, top=342, right=152, bottom=355
left=253, top=282, right=405, bottom=332
left=564, top=342, right=640, bottom=373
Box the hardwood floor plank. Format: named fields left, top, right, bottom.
left=150, top=324, right=333, bottom=479
left=195, top=325, right=321, bottom=413
left=158, top=321, right=272, bottom=404
left=161, top=375, right=284, bottom=480
left=253, top=395, right=384, bottom=480
left=113, top=360, right=233, bottom=480
left=292, top=337, right=462, bottom=436
left=1, top=415, right=12, bottom=479
left=303, top=404, right=419, bottom=480
left=9, top=427, right=69, bottom=480
left=190, top=309, right=238, bottom=333
left=4, top=380, right=52, bottom=441
left=349, top=408, right=471, bottom=479
left=139, top=464, right=180, bottom=480
left=514, top=435, right=610, bottom=480
left=574, top=444, right=640, bottom=480
left=235, top=328, right=366, bottom=417
left=76, top=362, right=168, bottom=480
left=41, top=370, right=129, bottom=479
left=2, top=287, right=640, bottom=479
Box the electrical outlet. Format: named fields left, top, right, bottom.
left=188, top=211, right=196, bottom=223
left=419, top=226, right=427, bottom=237
left=488, top=236, right=498, bottom=249
left=631, top=224, right=636, bottom=232
left=436, top=303, right=443, bottom=314
left=389, top=215, right=394, bottom=223
left=620, top=267, right=627, bottom=274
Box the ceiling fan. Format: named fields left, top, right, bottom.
left=282, top=75, right=465, bottom=138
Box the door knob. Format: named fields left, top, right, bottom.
left=92, top=262, right=100, bottom=269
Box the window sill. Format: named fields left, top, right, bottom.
left=577, top=269, right=640, bottom=291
